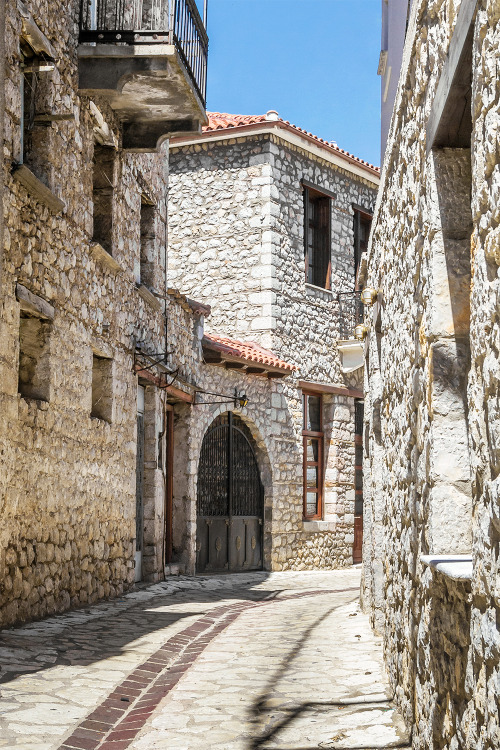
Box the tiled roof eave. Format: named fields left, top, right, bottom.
left=202, top=336, right=297, bottom=377
left=170, top=120, right=380, bottom=179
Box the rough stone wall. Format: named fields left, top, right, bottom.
left=168, top=134, right=376, bottom=380
left=0, top=0, right=170, bottom=626
left=165, top=333, right=356, bottom=574
left=267, top=137, right=376, bottom=382
left=166, top=134, right=377, bottom=571
left=362, top=0, right=500, bottom=747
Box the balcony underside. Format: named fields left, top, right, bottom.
left=78, top=44, right=207, bottom=151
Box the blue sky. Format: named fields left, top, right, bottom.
left=204, top=0, right=382, bottom=167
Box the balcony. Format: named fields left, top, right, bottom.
left=337, top=291, right=364, bottom=373
left=337, top=291, right=363, bottom=340
left=78, top=0, right=208, bottom=151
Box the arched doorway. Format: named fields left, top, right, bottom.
left=197, top=412, right=264, bottom=573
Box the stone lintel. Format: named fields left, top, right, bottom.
left=91, top=242, right=123, bottom=273
left=298, top=380, right=363, bottom=399
left=16, top=283, right=55, bottom=319
left=136, top=283, right=163, bottom=312
left=12, top=164, right=65, bottom=213
left=18, top=0, right=57, bottom=59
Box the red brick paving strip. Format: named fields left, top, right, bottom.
left=57, top=588, right=358, bottom=750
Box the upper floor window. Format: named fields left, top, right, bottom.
left=135, top=194, right=156, bottom=287
left=92, top=143, right=115, bottom=254
left=20, top=54, right=55, bottom=183
left=302, top=392, right=324, bottom=519
left=18, top=313, right=52, bottom=402
left=304, top=185, right=332, bottom=290
left=91, top=352, right=113, bottom=423
left=353, top=207, right=372, bottom=279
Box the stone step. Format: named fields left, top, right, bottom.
left=165, top=563, right=185, bottom=576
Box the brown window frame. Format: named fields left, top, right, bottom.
left=353, top=206, right=372, bottom=281
left=302, top=392, right=324, bottom=520
left=304, top=185, right=332, bottom=290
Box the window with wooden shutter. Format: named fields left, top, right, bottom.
left=302, top=392, right=324, bottom=519
left=353, top=207, right=372, bottom=280
left=304, top=186, right=332, bottom=290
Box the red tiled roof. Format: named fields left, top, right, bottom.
left=203, top=333, right=297, bottom=373
left=204, top=113, right=268, bottom=131
left=201, top=112, right=380, bottom=174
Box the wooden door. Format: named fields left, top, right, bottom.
left=135, top=385, right=145, bottom=581
left=165, top=406, right=174, bottom=565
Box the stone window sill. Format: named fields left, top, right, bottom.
left=303, top=520, right=336, bottom=533
left=420, top=554, right=472, bottom=582
left=91, top=242, right=123, bottom=273
left=136, top=283, right=163, bottom=312
left=12, top=164, right=65, bottom=214
left=305, top=283, right=334, bottom=300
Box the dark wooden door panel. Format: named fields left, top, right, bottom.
left=197, top=413, right=263, bottom=574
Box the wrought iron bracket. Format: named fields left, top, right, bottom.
left=193, top=388, right=248, bottom=408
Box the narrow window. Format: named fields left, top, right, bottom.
left=91, top=353, right=113, bottom=422
left=21, top=60, right=37, bottom=168
left=304, top=186, right=331, bottom=289
left=92, top=144, right=115, bottom=254
left=18, top=314, right=51, bottom=401
left=353, top=208, right=372, bottom=280
left=135, top=196, right=156, bottom=287
left=302, top=393, right=324, bottom=519
left=20, top=54, right=53, bottom=183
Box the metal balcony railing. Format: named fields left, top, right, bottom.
left=337, top=290, right=364, bottom=340
left=79, top=0, right=208, bottom=104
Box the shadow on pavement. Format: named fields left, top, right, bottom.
left=245, top=594, right=404, bottom=750
left=0, top=575, right=278, bottom=685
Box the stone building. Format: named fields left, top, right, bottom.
left=165, top=112, right=380, bottom=574
left=0, top=0, right=208, bottom=626
left=362, top=0, right=500, bottom=747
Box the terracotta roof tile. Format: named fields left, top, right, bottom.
left=204, top=113, right=268, bottom=130
left=203, top=112, right=380, bottom=173
left=203, top=333, right=297, bottom=372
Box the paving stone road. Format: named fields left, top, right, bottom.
left=0, top=569, right=410, bottom=750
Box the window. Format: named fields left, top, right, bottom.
left=304, top=186, right=331, bottom=289
left=353, top=207, right=372, bottom=279
left=91, top=353, right=113, bottom=422
left=302, top=393, right=324, bottom=519
left=20, top=54, right=54, bottom=184
left=92, top=144, right=115, bottom=254
left=135, top=195, right=156, bottom=287
left=18, top=314, right=51, bottom=401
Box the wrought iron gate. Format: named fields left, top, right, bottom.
left=197, top=413, right=263, bottom=573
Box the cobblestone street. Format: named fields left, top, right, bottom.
left=0, top=569, right=409, bottom=750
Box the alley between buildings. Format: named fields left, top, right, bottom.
left=0, top=569, right=409, bottom=750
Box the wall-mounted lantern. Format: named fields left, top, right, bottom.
left=354, top=324, right=368, bottom=341
left=360, top=287, right=378, bottom=305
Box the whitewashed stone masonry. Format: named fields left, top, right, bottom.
left=362, top=1, right=500, bottom=748
left=167, top=128, right=378, bottom=571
